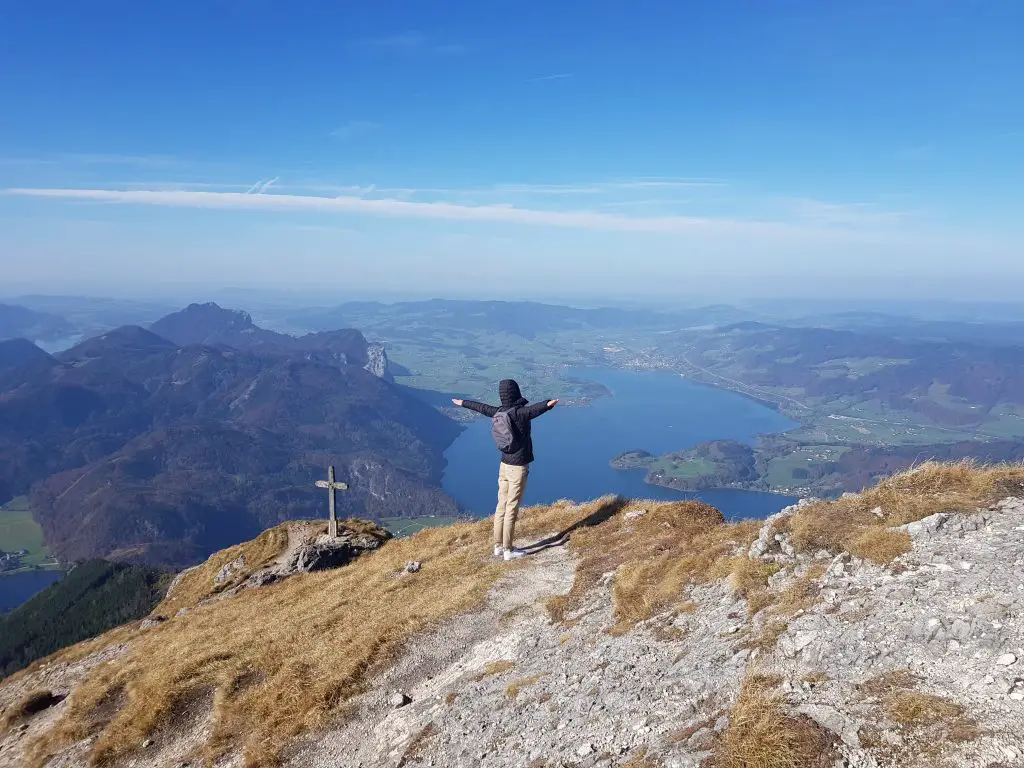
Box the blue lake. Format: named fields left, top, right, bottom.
left=442, top=368, right=799, bottom=521
left=0, top=570, right=64, bottom=613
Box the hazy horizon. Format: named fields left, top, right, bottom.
left=2, top=2, right=1022, bottom=299
left=6, top=285, right=1024, bottom=326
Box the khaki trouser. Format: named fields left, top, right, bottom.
left=494, top=462, right=529, bottom=550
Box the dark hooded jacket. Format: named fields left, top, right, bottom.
left=458, top=379, right=553, bottom=466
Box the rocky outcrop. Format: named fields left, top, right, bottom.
left=364, top=342, right=392, bottom=380
left=200, top=522, right=391, bottom=601
left=283, top=528, right=390, bottom=574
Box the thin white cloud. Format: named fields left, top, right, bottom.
left=3, top=186, right=797, bottom=236
left=528, top=73, right=574, bottom=82
left=787, top=197, right=918, bottom=227
left=488, top=179, right=727, bottom=195
left=614, top=178, right=727, bottom=189
left=250, top=178, right=727, bottom=199
left=597, top=198, right=694, bottom=209
left=331, top=120, right=380, bottom=140
left=245, top=177, right=279, bottom=194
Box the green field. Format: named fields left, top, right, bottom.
left=0, top=497, right=61, bottom=573
left=647, top=455, right=717, bottom=480
left=762, top=445, right=851, bottom=490
left=385, top=329, right=603, bottom=403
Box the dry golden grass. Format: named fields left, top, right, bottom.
left=157, top=525, right=292, bottom=616
left=731, top=558, right=782, bottom=597
left=856, top=668, right=918, bottom=698
left=649, top=621, right=688, bottom=642
left=855, top=669, right=979, bottom=762
left=884, top=691, right=982, bottom=754
left=729, top=558, right=781, bottom=616
left=885, top=691, right=964, bottom=727
left=746, top=673, right=784, bottom=690
left=770, top=563, right=828, bottom=617
left=520, top=497, right=775, bottom=633
left=801, top=670, right=830, bottom=685
left=788, top=461, right=1024, bottom=563
left=505, top=675, right=542, bottom=699
left=519, top=496, right=760, bottom=633
left=26, top=518, right=506, bottom=768
left=847, top=527, right=912, bottom=565
left=739, top=618, right=789, bottom=652
left=708, top=675, right=837, bottom=768
left=472, top=660, right=516, bottom=682
left=745, top=589, right=776, bottom=616
left=622, top=749, right=665, bottom=768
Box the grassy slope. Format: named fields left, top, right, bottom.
left=378, top=515, right=468, bottom=537
left=14, top=461, right=1024, bottom=768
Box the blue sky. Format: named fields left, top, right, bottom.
left=1, top=1, right=1022, bottom=300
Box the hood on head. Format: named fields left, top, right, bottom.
left=499, top=379, right=527, bottom=407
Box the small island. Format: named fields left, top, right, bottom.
left=611, top=440, right=757, bottom=491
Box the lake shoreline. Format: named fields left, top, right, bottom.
left=618, top=467, right=797, bottom=497
left=441, top=367, right=799, bottom=521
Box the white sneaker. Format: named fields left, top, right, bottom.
left=493, top=545, right=504, bottom=558
left=503, top=548, right=526, bottom=561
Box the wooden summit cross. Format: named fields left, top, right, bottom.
left=315, top=465, right=348, bottom=538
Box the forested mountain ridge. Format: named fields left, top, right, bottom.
left=0, top=315, right=460, bottom=567
left=0, top=559, right=169, bottom=678
left=0, top=339, right=52, bottom=373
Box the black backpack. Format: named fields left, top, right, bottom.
left=491, top=408, right=520, bottom=453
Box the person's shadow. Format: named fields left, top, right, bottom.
left=521, top=497, right=628, bottom=555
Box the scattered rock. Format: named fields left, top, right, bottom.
left=779, top=630, right=819, bottom=659
left=404, top=561, right=422, bottom=574
left=140, top=615, right=168, bottom=630
left=389, top=692, right=412, bottom=709
left=242, top=570, right=282, bottom=589
left=996, top=653, right=1018, bottom=666
left=576, top=743, right=594, bottom=757
left=213, top=555, right=246, bottom=585
left=624, top=509, right=648, bottom=521
left=142, top=739, right=154, bottom=748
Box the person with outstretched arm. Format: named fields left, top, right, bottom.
left=452, top=379, right=558, bottom=561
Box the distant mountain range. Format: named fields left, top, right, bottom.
left=686, top=322, right=1024, bottom=427
left=285, top=298, right=753, bottom=340
left=152, top=302, right=393, bottom=379
left=0, top=304, right=459, bottom=567
left=0, top=303, right=74, bottom=342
